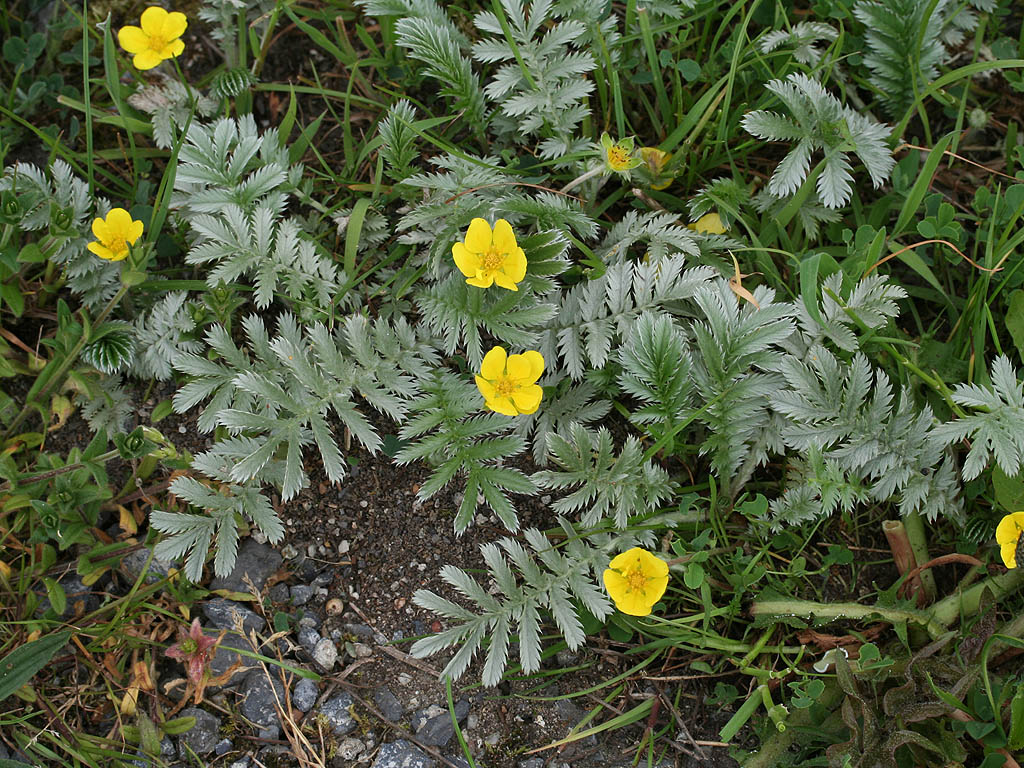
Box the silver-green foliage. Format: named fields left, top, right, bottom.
left=932, top=356, right=1024, bottom=480
left=473, top=0, right=595, bottom=157
left=410, top=518, right=613, bottom=684
left=130, top=292, right=202, bottom=381
left=533, top=423, right=676, bottom=529
left=741, top=73, right=895, bottom=208
left=396, top=371, right=536, bottom=534
left=173, top=313, right=434, bottom=501
left=768, top=347, right=962, bottom=527
left=852, top=0, right=984, bottom=117
left=0, top=161, right=120, bottom=307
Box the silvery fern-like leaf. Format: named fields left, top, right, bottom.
left=932, top=356, right=1024, bottom=480
left=688, top=178, right=752, bottom=224
left=0, top=162, right=120, bottom=307
left=512, top=380, right=611, bottom=464
left=472, top=0, right=594, bottom=145
left=357, top=0, right=473, bottom=49
left=533, top=424, right=676, bottom=529
left=794, top=272, right=907, bottom=352
left=376, top=100, right=420, bottom=181
left=131, top=293, right=202, bottom=381
left=618, top=313, right=694, bottom=429
left=80, top=378, right=133, bottom=434
left=773, top=346, right=963, bottom=520
left=852, top=0, right=948, bottom=117
left=151, top=474, right=283, bottom=582
left=689, top=283, right=796, bottom=489
left=396, top=371, right=533, bottom=534
left=544, top=256, right=716, bottom=380
left=173, top=116, right=300, bottom=216
left=741, top=73, right=895, bottom=208
left=127, top=76, right=218, bottom=149
left=596, top=211, right=701, bottom=264
left=411, top=519, right=613, bottom=685
left=394, top=17, right=487, bottom=126
left=759, top=21, right=838, bottom=65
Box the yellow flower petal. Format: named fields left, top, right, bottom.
left=140, top=6, right=169, bottom=34
left=486, top=396, right=517, bottom=416
left=133, top=50, right=164, bottom=70
left=118, top=26, right=149, bottom=54
left=688, top=212, right=726, bottom=235
left=480, top=347, right=507, bottom=380
left=87, top=242, right=110, bottom=259
left=128, top=219, right=145, bottom=243
left=995, top=512, right=1024, bottom=569
left=491, top=219, right=517, bottom=253
left=520, top=350, right=544, bottom=383
left=106, top=208, right=133, bottom=235
left=491, top=272, right=519, bottom=291
left=602, top=568, right=629, bottom=596
left=464, top=218, right=492, bottom=254
left=474, top=376, right=497, bottom=401
left=511, top=385, right=542, bottom=414
left=452, top=242, right=479, bottom=278
left=615, top=589, right=657, bottom=617
left=91, top=216, right=109, bottom=241
left=505, top=354, right=533, bottom=381
left=165, top=39, right=185, bottom=58
left=163, top=11, right=188, bottom=39
left=466, top=274, right=494, bottom=289
left=1001, top=541, right=1018, bottom=570
left=506, top=248, right=527, bottom=282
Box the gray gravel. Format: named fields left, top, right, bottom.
left=370, top=739, right=435, bottom=768
left=374, top=686, right=404, bottom=722
left=202, top=598, right=266, bottom=634
left=316, top=692, right=357, bottom=736
left=312, top=636, right=338, bottom=670
left=177, top=707, right=221, bottom=755
left=238, top=670, right=284, bottom=728
left=292, top=678, right=318, bottom=712
left=209, top=539, right=282, bottom=593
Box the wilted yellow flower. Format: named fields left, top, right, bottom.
left=87, top=208, right=144, bottom=262
left=640, top=147, right=673, bottom=190
left=688, top=212, right=727, bottom=235
left=603, top=547, right=669, bottom=616
left=453, top=218, right=527, bottom=291
left=996, top=512, right=1024, bottom=569
left=475, top=346, right=544, bottom=416
left=600, top=133, right=642, bottom=174
left=118, top=7, right=187, bottom=71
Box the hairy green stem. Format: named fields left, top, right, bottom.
left=740, top=682, right=844, bottom=768
left=929, top=567, right=1024, bottom=628
left=902, top=511, right=937, bottom=602
left=749, top=597, right=945, bottom=638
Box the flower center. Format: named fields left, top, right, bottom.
left=108, top=236, right=128, bottom=254
left=481, top=247, right=506, bottom=272
left=493, top=374, right=516, bottom=397
left=626, top=568, right=646, bottom=592
left=607, top=146, right=629, bottom=168
left=147, top=31, right=170, bottom=51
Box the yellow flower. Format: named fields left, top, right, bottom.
left=600, top=133, right=642, bottom=174
left=118, top=7, right=187, bottom=71
left=640, top=147, right=673, bottom=190
left=452, top=218, right=527, bottom=291
left=996, top=512, right=1024, bottom=569
left=87, top=208, right=144, bottom=262
left=602, top=547, right=669, bottom=617
left=475, top=346, right=544, bottom=416
left=687, top=212, right=727, bottom=235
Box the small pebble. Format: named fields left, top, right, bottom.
left=292, top=678, right=318, bottom=712
left=214, top=739, right=232, bottom=756
left=297, top=627, right=320, bottom=652
left=337, top=540, right=351, bottom=554
left=337, top=737, right=364, bottom=761
left=312, top=637, right=338, bottom=670
left=290, top=585, right=313, bottom=606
